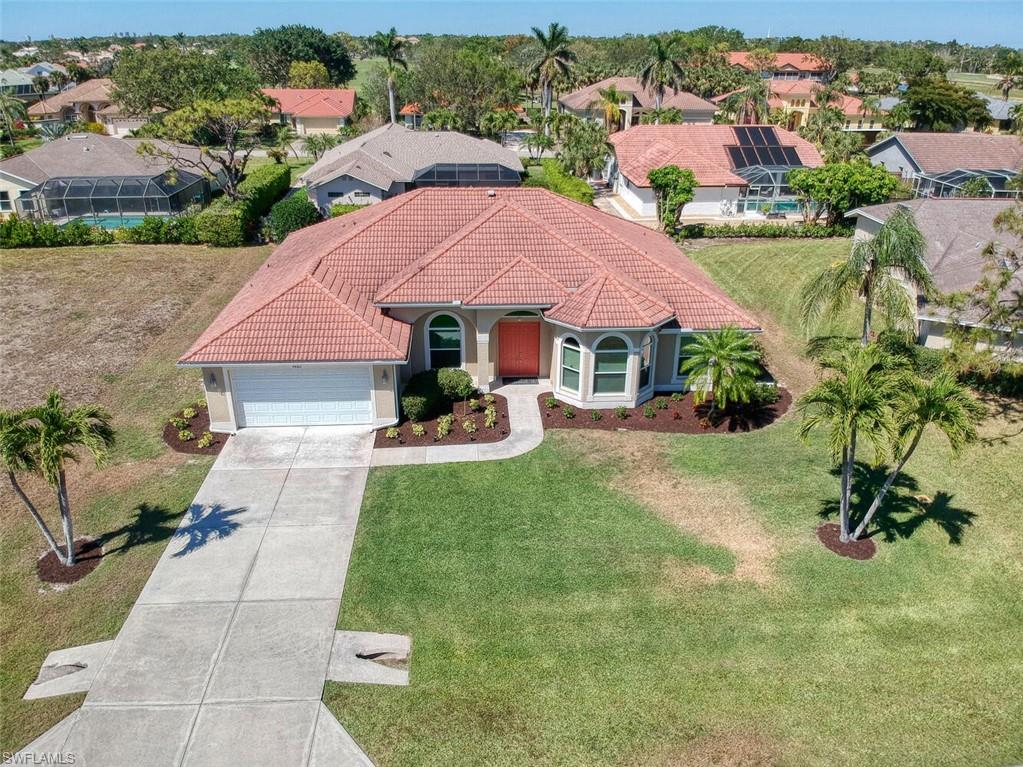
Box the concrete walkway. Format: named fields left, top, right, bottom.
left=371, top=382, right=546, bottom=466
left=20, top=426, right=375, bottom=767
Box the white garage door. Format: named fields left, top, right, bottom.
left=231, top=367, right=373, bottom=427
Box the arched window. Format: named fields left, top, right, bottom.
left=426, top=313, right=463, bottom=369
left=638, top=334, right=655, bottom=391
left=560, top=336, right=581, bottom=394
left=592, top=335, right=630, bottom=395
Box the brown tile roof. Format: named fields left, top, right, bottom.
left=609, top=124, right=822, bottom=187
left=28, top=78, right=115, bottom=116
left=181, top=188, right=759, bottom=364
left=260, top=88, right=356, bottom=118
left=876, top=132, right=1023, bottom=174
left=728, top=52, right=827, bottom=72
left=558, top=77, right=718, bottom=113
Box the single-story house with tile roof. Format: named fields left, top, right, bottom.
left=606, top=124, right=823, bottom=219
left=27, top=78, right=154, bottom=136
left=0, top=133, right=224, bottom=222
left=848, top=198, right=1022, bottom=356
left=260, top=88, right=357, bottom=135
left=727, top=52, right=829, bottom=81
left=301, top=123, right=523, bottom=213
left=866, top=132, right=1023, bottom=198
left=180, top=187, right=760, bottom=432
left=558, top=77, right=718, bottom=130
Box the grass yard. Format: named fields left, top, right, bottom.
left=0, top=243, right=270, bottom=750
left=326, top=238, right=1023, bottom=767
left=351, top=56, right=386, bottom=93
left=247, top=154, right=315, bottom=184
left=949, top=71, right=1022, bottom=102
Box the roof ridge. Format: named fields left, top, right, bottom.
left=308, top=274, right=408, bottom=358
left=462, top=254, right=567, bottom=305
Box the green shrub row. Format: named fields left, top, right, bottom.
left=194, top=163, right=292, bottom=247
left=330, top=203, right=370, bottom=218
left=522, top=159, right=594, bottom=205
left=0, top=214, right=203, bottom=248
left=676, top=222, right=854, bottom=239
left=267, top=191, right=320, bottom=243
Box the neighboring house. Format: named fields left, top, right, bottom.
left=878, top=93, right=1021, bottom=134
left=260, top=88, right=356, bottom=135
left=302, top=123, right=523, bottom=212
left=866, top=132, right=1023, bottom=198
left=0, top=69, right=41, bottom=101
left=179, top=187, right=760, bottom=432
left=606, top=124, right=823, bottom=219
left=399, top=102, right=424, bottom=129
left=0, top=133, right=223, bottom=223
left=558, top=77, right=718, bottom=130
left=20, top=61, right=69, bottom=79
left=849, top=198, right=1022, bottom=355
left=12, top=46, right=40, bottom=59
left=728, top=51, right=829, bottom=81
left=27, top=78, right=152, bottom=136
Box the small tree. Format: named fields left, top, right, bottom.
left=288, top=60, right=330, bottom=89
left=640, top=107, right=685, bottom=125
left=0, top=392, right=115, bottom=567
left=788, top=161, right=899, bottom=226
left=647, top=165, right=698, bottom=229
left=958, top=176, right=993, bottom=198
left=524, top=131, right=554, bottom=160
left=680, top=327, right=763, bottom=416
left=0, top=91, right=29, bottom=148
left=557, top=119, right=610, bottom=178
left=480, top=109, right=519, bottom=146
left=437, top=368, right=475, bottom=415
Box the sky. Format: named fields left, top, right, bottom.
left=1, top=0, right=1021, bottom=47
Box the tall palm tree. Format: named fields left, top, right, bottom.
left=594, top=84, right=623, bottom=131
left=680, top=327, right=763, bottom=416
left=850, top=372, right=983, bottom=540
left=801, top=208, right=934, bottom=346
left=799, top=345, right=903, bottom=542
left=721, top=78, right=771, bottom=125
left=639, top=37, right=685, bottom=119
left=0, top=90, right=29, bottom=148
left=368, top=27, right=408, bottom=124
left=529, top=22, right=576, bottom=132
left=1, top=391, right=115, bottom=566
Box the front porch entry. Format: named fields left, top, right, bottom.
left=497, top=319, right=540, bottom=378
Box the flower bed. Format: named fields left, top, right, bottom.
left=536, top=389, right=791, bottom=434
left=374, top=393, right=511, bottom=448
left=162, top=401, right=226, bottom=455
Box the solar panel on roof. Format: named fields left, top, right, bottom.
left=735, top=127, right=753, bottom=146
left=727, top=127, right=805, bottom=169
left=782, top=146, right=801, bottom=164
left=727, top=146, right=746, bottom=166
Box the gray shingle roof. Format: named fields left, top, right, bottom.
left=302, top=124, right=523, bottom=189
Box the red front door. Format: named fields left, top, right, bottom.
left=498, top=321, right=541, bottom=378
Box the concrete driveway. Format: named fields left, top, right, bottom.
left=29, top=426, right=375, bottom=766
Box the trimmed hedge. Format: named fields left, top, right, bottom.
left=195, top=201, right=247, bottom=247
left=400, top=370, right=446, bottom=422
left=194, top=162, right=292, bottom=247
left=267, top=192, right=320, bottom=242
left=237, top=163, right=291, bottom=222
left=330, top=203, right=369, bottom=218
left=0, top=216, right=114, bottom=247
left=676, top=222, right=853, bottom=239
left=523, top=159, right=594, bottom=205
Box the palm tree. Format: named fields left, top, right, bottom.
left=801, top=208, right=934, bottom=346
left=301, top=133, right=339, bottom=161
left=0, top=391, right=115, bottom=566
left=639, top=37, right=685, bottom=119
left=721, top=78, right=771, bottom=124
left=640, top=107, right=685, bottom=125
left=368, top=27, right=408, bottom=124
left=529, top=22, right=576, bottom=132
left=480, top=109, right=519, bottom=146
left=799, top=345, right=903, bottom=542
left=31, top=75, right=51, bottom=99
left=594, top=84, right=623, bottom=131
left=680, top=327, right=763, bottom=416
left=524, top=130, right=554, bottom=160
left=850, top=372, right=984, bottom=541
left=0, top=90, right=29, bottom=148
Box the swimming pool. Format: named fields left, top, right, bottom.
left=64, top=215, right=156, bottom=230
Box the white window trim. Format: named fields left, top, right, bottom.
left=590, top=332, right=632, bottom=399
left=671, top=332, right=699, bottom=386
left=424, top=311, right=466, bottom=370
left=557, top=334, right=582, bottom=395
left=638, top=333, right=656, bottom=394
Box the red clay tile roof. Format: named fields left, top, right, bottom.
left=181, top=188, right=758, bottom=364
left=728, top=52, right=827, bottom=72
left=876, top=132, right=1023, bottom=174
left=399, top=102, right=422, bottom=116
left=260, top=88, right=356, bottom=118
left=559, top=77, right=718, bottom=113
left=609, top=124, right=822, bottom=187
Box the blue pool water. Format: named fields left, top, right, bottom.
left=65, top=215, right=154, bottom=230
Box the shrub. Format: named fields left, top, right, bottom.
left=267, top=191, right=320, bottom=242
left=330, top=203, right=369, bottom=217
left=468, top=398, right=481, bottom=412
left=614, top=406, right=628, bottom=419
left=655, top=398, right=668, bottom=409
left=670, top=392, right=683, bottom=402
left=462, top=419, right=477, bottom=433
left=483, top=393, right=496, bottom=405
left=401, top=370, right=445, bottom=422
left=590, top=410, right=602, bottom=422
left=238, top=162, right=291, bottom=221
left=436, top=413, right=455, bottom=439
left=643, top=404, right=656, bottom=418
left=562, top=405, right=576, bottom=419
left=386, top=426, right=400, bottom=439
left=675, top=222, right=853, bottom=239
left=437, top=368, right=475, bottom=403
left=544, top=396, right=559, bottom=409
left=178, top=429, right=195, bottom=442
left=0, top=215, right=116, bottom=248
left=181, top=407, right=197, bottom=419
left=196, top=431, right=214, bottom=449
left=168, top=416, right=189, bottom=429
left=522, top=159, right=594, bottom=205
left=752, top=383, right=781, bottom=405
left=195, top=200, right=247, bottom=247
left=411, top=423, right=426, bottom=437
left=484, top=406, right=497, bottom=429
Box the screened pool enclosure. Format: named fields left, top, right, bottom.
left=26, top=170, right=212, bottom=226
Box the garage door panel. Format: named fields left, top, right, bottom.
left=231, top=367, right=373, bottom=427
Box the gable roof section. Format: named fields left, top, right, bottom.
left=260, top=88, right=356, bottom=118
left=609, top=124, right=822, bottom=187
left=28, top=78, right=115, bottom=116
left=181, top=188, right=759, bottom=365
left=869, top=132, right=1023, bottom=175
left=558, top=77, right=718, bottom=113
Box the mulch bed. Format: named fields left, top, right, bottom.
left=162, top=404, right=226, bottom=455
left=536, top=388, right=791, bottom=434
left=815, top=523, right=877, bottom=560
left=37, top=537, right=104, bottom=584
left=374, top=393, right=511, bottom=448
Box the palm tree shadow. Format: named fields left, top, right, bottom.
left=171, top=503, right=245, bottom=557
left=97, top=503, right=182, bottom=556
left=819, top=463, right=975, bottom=545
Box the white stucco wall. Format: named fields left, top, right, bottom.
left=867, top=141, right=916, bottom=179
left=680, top=186, right=742, bottom=218
left=307, top=175, right=396, bottom=212
left=614, top=174, right=658, bottom=217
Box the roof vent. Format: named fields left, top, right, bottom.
left=487, top=189, right=496, bottom=197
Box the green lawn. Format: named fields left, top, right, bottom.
left=325, top=238, right=1023, bottom=767
left=351, top=56, right=385, bottom=93
left=949, top=71, right=1022, bottom=102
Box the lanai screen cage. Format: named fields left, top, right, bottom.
left=29, top=170, right=211, bottom=224
left=733, top=165, right=802, bottom=214
left=913, top=168, right=1021, bottom=199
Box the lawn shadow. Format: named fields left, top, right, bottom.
left=819, top=463, right=976, bottom=545
left=976, top=393, right=1023, bottom=447
left=171, top=503, right=244, bottom=557
left=95, top=502, right=181, bottom=556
